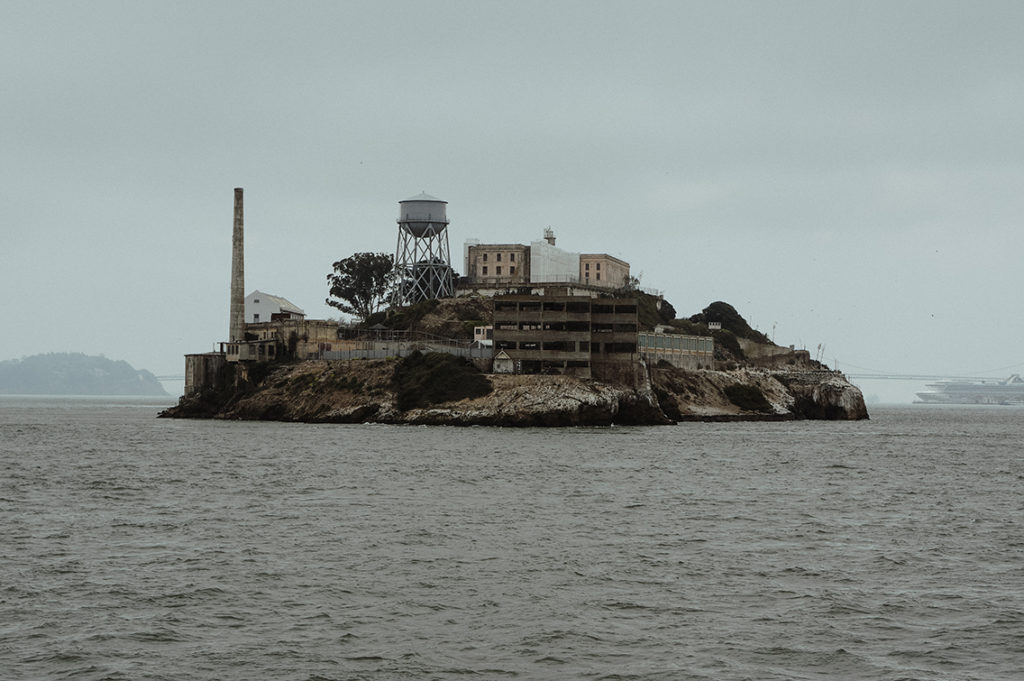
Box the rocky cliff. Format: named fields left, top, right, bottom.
left=160, top=357, right=867, bottom=425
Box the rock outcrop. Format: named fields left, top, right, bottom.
left=650, top=365, right=867, bottom=421
left=161, top=358, right=868, bottom=425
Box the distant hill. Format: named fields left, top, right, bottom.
left=0, top=353, right=169, bottom=396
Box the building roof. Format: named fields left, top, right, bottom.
left=247, top=290, right=305, bottom=315
left=580, top=253, right=630, bottom=267
left=401, top=191, right=445, bottom=203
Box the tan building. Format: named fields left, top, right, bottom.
left=491, top=294, right=639, bottom=378
left=465, top=243, right=530, bottom=286
left=580, top=254, right=630, bottom=289
left=224, top=319, right=360, bottom=362
left=638, top=331, right=714, bottom=370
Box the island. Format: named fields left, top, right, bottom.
left=0, top=353, right=168, bottom=396
left=161, top=298, right=867, bottom=425
left=162, top=189, right=866, bottom=425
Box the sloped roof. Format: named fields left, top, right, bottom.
left=401, top=191, right=445, bottom=203
left=248, top=290, right=305, bottom=315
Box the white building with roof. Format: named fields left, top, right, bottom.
left=244, top=290, right=305, bottom=324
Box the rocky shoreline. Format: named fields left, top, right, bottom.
left=160, top=358, right=868, bottom=426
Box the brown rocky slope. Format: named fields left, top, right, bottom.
left=161, top=357, right=868, bottom=425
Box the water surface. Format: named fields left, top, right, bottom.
left=2, top=398, right=1021, bottom=680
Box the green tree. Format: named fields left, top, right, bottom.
left=690, top=301, right=770, bottom=344
left=325, top=252, right=395, bottom=321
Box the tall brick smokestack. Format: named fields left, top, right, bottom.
left=229, top=187, right=245, bottom=342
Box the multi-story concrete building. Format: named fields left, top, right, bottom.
left=464, top=242, right=530, bottom=286
left=491, top=294, right=639, bottom=378
left=580, top=254, right=630, bottom=289
left=462, top=229, right=630, bottom=293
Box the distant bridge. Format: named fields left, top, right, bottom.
left=845, top=373, right=998, bottom=382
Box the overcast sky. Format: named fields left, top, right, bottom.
left=3, top=1, right=1022, bottom=401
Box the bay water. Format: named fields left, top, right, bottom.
left=2, top=397, right=1021, bottom=680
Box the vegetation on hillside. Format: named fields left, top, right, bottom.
left=689, top=301, right=771, bottom=344
left=365, top=296, right=492, bottom=340
left=391, top=351, right=492, bottom=410
left=636, top=292, right=677, bottom=330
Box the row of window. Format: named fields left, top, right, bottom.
left=493, top=301, right=636, bottom=314
left=481, top=252, right=516, bottom=262
left=638, top=335, right=714, bottom=352
left=497, top=340, right=637, bottom=353
left=583, top=262, right=601, bottom=270
left=480, top=265, right=516, bottom=276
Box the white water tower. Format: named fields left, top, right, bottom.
left=393, top=192, right=454, bottom=305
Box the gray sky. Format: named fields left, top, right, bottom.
left=3, top=1, right=1022, bottom=402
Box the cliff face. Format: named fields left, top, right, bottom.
left=650, top=365, right=868, bottom=421
left=161, top=358, right=868, bottom=425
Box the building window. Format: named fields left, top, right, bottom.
left=496, top=253, right=502, bottom=262
left=510, top=266, right=516, bottom=275
left=510, top=253, right=515, bottom=262
left=596, top=273, right=600, bottom=281
left=254, top=298, right=260, bottom=303
left=496, top=266, right=502, bottom=275
left=482, top=266, right=488, bottom=275
left=483, top=254, right=488, bottom=262
left=596, top=263, right=601, bottom=270
left=253, top=313, right=260, bottom=322
left=585, top=263, right=590, bottom=270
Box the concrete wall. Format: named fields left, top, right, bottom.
left=737, top=338, right=811, bottom=362
left=465, top=243, right=530, bottom=286
left=580, top=254, right=630, bottom=289
left=529, top=239, right=580, bottom=284
left=184, top=352, right=227, bottom=396
left=491, top=294, right=640, bottom=377
left=638, top=332, right=715, bottom=370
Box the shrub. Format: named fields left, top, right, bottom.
left=391, top=351, right=492, bottom=410
left=712, top=329, right=744, bottom=359
left=690, top=301, right=771, bottom=344
left=246, top=361, right=275, bottom=385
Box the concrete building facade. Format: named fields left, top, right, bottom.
left=462, top=230, right=629, bottom=293
left=226, top=318, right=352, bottom=362
left=491, top=294, right=639, bottom=378
left=580, top=253, right=630, bottom=289
left=464, top=243, right=530, bottom=287
left=638, top=331, right=714, bottom=370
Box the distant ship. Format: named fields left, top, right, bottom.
left=915, top=374, right=1024, bottom=405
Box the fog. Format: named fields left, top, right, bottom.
left=3, top=1, right=1022, bottom=401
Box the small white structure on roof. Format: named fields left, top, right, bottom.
left=245, top=290, right=305, bottom=324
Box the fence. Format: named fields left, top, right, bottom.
left=319, top=339, right=491, bottom=362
